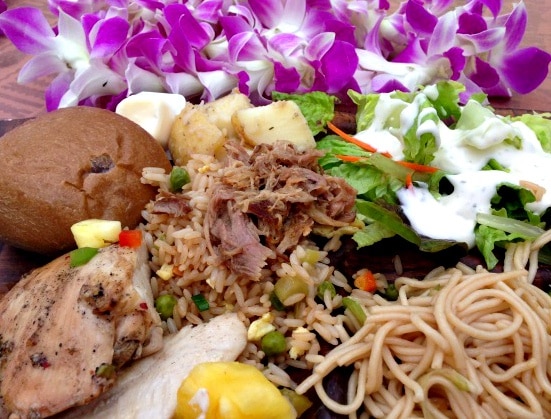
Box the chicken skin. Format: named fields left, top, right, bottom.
left=0, top=242, right=162, bottom=419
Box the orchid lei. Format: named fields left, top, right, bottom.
left=0, top=0, right=549, bottom=111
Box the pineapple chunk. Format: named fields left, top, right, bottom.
left=70, top=219, right=122, bottom=249
left=231, top=100, right=315, bottom=151
left=174, top=362, right=296, bottom=419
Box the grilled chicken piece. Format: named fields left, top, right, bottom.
left=59, top=313, right=247, bottom=419
left=0, top=242, right=162, bottom=419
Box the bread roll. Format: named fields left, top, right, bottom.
left=0, top=106, right=171, bottom=254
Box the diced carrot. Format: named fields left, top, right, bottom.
left=354, top=269, right=377, bottom=292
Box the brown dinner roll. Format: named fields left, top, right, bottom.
left=0, top=106, right=171, bottom=254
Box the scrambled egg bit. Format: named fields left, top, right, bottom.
left=247, top=313, right=276, bottom=341
left=174, top=362, right=296, bottom=419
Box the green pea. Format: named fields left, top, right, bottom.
left=155, top=294, right=178, bottom=320
left=169, top=166, right=191, bottom=192
left=384, top=283, right=398, bottom=301
left=261, top=330, right=286, bottom=357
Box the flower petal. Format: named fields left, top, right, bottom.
left=0, top=7, right=55, bottom=54
left=126, top=31, right=169, bottom=72
left=198, top=70, right=238, bottom=100
left=17, top=53, right=69, bottom=83
left=314, top=39, right=358, bottom=92
left=90, top=17, right=130, bottom=59
left=371, top=74, right=409, bottom=93
left=57, top=9, right=87, bottom=49
left=267, top=33, right=304, bottom=58
left=457, top=27, right=505, bottom=55
left=427, top=11, right=458, bottom=56
left=125, top=60, right=166, bottom=95
left=59, top=63, right=127, bottom=107
left=219, top=15, right=253, bottom=39
left=247, top=0, right=284, bottom=28
left=304, top=32, right=335, bottom=62
left=227, top=31, right=267, bottom=62
left=502, top=1, right=527, bottom=51
left=165, top=4, right=211, bottom=49
left=405, top=0, right=438, bottom=35
left=164, top=71, right=205, bottom=97
left=192, top=0, right=226, bottom=24
left=273, top=61, right=301, bottom=92
left=444, top=47, right=466, bottom=80
left=499, top=47, right=551, bottom=94
left=457, top=11, right=487, bottom=35
left=45, top=71, right=74, bottom=111
left=466, top=56, right=500, bottom=89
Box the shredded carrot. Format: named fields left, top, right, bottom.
left=354, top=269, right=378, bottom=293
left=396, top=160, right=439, bottom=173
left=335, top=154, right=362, bottom=162
left=405, top=172, right=413, bottom=189
left=327, top=121, right=392, bottom=158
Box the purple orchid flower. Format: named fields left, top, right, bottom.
left=0, top=6, right=129, bottom=109
left=461, top=1, right=551, bottom=96
left=357, top=0, right=550, bottom=98
left=0, top=0, right=549, bottom=110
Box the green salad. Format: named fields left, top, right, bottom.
left=275, top=82, right=551, bottom=269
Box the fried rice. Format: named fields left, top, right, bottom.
left=140, top=150, right=361, bottom=391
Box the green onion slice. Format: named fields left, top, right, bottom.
left=342, top=296, right=367, bottom=325
left=191, top=294, right=210, bottom=311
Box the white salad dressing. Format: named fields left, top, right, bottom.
left=353, top=93, right=551, bottom=247
left=354, top=95, right=409, bottom=159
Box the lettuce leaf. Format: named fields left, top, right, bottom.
left=511, top=112, right=551, bottom=153
left=272, top=90, right=336, bottom=136
left=475, top=213, right=545, bottom=269
left=348, top=81, right=468, bottom=166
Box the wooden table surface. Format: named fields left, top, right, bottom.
left=1, top=1, right=551, bottom=293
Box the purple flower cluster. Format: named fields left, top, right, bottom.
left=0, top=0, right=548, bottom=110
left=0, top=0, right=6, bottom=33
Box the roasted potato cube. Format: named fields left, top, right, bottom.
left=231, top=100, right=315, bottom=151
left=169, top=104, right=226, bottom=165
left=202, top=90, right=252, bottom=139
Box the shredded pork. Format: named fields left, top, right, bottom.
left=206, top=140, right=357, bottom=280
